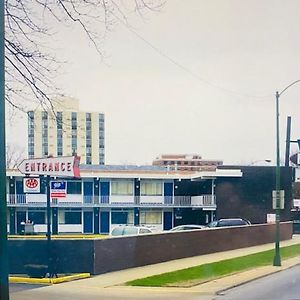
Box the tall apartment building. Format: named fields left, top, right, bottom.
left=28, top=97, right=105, bottom=164
left=152, top=154, right=223, bottom=171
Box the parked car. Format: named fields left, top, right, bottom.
left=110, top=225, right=153, bottom=237
left=169, top=224, right=206, bottom=232
left=207, top=218, right=251, bottom=228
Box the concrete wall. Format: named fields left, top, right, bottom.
left=8, top=222, right=293, bottom=275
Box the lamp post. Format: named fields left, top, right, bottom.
left=274, top=80, right=300, bottom=267
left=0, top=1, right=9, bottom=299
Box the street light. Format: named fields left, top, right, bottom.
left=0, top=2, right=9, bottom=300
left=274, top=79, right=300, bottom=267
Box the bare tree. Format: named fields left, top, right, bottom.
left=4, top=0, right=164, bottom=115
left=6, top=143, right=25, bottom=168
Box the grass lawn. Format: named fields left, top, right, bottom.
left=126, top=244, right=300, bottom=287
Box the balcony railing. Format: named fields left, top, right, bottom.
left=7, top=194, right=216, bottom=208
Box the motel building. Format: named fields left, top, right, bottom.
left=6, top=164, right=242, bottom=235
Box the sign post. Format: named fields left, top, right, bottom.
left=18, top=156, right=80, bottom=278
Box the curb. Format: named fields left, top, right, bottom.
left=9, top=273, right=90, bottom=285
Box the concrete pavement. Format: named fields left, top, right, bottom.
left=11, top=235, right=300, bottom=300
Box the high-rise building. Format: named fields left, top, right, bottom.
left=152, top=154, right=223, bottom=171
left=27, top=97, right=105, bottom=164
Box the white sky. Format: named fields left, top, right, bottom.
left=7, top=0, right=300, bottom=166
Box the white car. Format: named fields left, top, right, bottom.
left=169, top=225, right=205, bottom=232
left=110, top=226, right=153, bottom=237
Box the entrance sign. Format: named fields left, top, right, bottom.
left=18, top=156, right=80, bottom=177
left=50, top=181, right=66, bottom=198
left=23, top=177, right=40, bottom=193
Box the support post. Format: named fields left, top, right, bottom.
left=46, top=175, right=52, bottom=276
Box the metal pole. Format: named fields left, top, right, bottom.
left=284, top=116, right=291, bottom=167
left=46, top=175, right=52, bottom=276
left=0, top=0, right=9, bottom=298
left=273, top=91, right=281, bottom=266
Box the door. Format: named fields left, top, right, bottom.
left=100, top=211, right=110, bottom=234
left=16, top=211, right=26, bottom=234
left=164, top=182, right=173, bottom=204
left=100, top=182, right=110, bottom=203
left=83, top=182, right=93, bottom=203
left=163, top=211, right=173, bottom=230
left=83, top=211, right=93, bottom=233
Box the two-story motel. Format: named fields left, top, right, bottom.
left=6, top=165, right=242, bottom=234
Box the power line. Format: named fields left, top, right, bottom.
left=120, top=21, right=273, bottom=101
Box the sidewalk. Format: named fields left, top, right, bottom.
left=11, top=235, right=300, bottom=300
left=57, top=235, right=300, bottom=291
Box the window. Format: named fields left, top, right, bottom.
left=67, top=181, right=82, bottom=194
left=140, top=210, right=162, bottom=224
left=140, top=180, right=162, bottom=196
left=28, top=210, right=46, bottom=224
left=86, top=113, right=91, bottom=121
left=111, top=210, right=134, bottom=225
left=56, top=112, right=63, bottom=129
left=111, top=180, right=133, bottom=195
left=64, top=211, right=81, bottom=224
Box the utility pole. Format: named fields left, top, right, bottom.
left=0, top=0, right=9, bottom=298
left=273, top=91, right=281, bottom=267
left=285, top=116, right=291, bottom=167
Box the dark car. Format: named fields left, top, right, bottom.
left=207, top=218, right=251, bottom=228
left=169, top=224, right=205, bottom=232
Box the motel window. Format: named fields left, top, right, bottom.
left=28, top=210, right=46, bottom=225
left=111, top=180, right=133, bottom=196
left=140, top=210, right=162, bottom=225
left=64, top=211, right=82, bottom=224
left=67, top=181, right=82, bottom=194
left=140, top=180, right=162, bottom=196
left=111, top=210, right=134, bottom=225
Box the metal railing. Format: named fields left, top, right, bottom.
left=7, top=194, right=216, bottom=207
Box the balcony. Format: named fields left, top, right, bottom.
left=7, top=194, right=216, bottom=209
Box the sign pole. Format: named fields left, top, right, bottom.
left=0, top=0, right=9, bottom=299
left=46, top=175, right=52, bottom=276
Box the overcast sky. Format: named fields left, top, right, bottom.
left=7, top=0, right=300, bottom=166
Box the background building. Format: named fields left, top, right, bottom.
left=28, top=97, right=105, bottom=164
left=153, top=154, right=223, bottom=171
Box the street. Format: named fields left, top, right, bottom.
left=9, top=264, right=300, bottom=300
left=214, top=265, right=300, bottom=300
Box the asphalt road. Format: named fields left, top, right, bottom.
left=10, top=283, right=45, bottom=293
left=214, top=265, right=300, bottom=300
